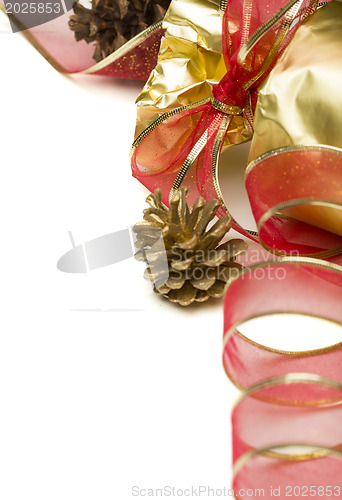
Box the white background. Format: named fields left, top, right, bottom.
left=0, top=13, right=243, bottom=500
left=1, top=12, right=341, bottom=500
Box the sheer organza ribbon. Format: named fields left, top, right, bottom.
left=245, top=145, right=342, bottom=261
left=223, top=258, right=342, bottom=498
left=232, top=378, right=342, bottom=499
left=0, top=4, right=163, bottom=79
left=131, top=0, right=342, bottom=260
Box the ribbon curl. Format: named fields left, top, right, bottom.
left=223, top=258, right=342, bottom=498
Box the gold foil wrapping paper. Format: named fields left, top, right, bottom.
left=134, top=0, right=227, bottom=138
left=249, top=1, right=342, bottom=236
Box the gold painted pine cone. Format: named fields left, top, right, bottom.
left=133, top=188, right=247, bottom=306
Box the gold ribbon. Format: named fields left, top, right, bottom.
left=210, top=98, right=243, bottom=116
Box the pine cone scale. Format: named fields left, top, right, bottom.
left=187, top=197, right=206, bottom=232
left=217, top=239, right=248, bottom=258
left=177, top=234, right=198, bottom=250
left=171, top=256, right=194, bottom=271
left=193, top=199, right=220, bottom=234
left=200, top=249, right=228, bottom=267
left=166, top=273, right=186, bottom=290
left=207, top=281, right=226, bottom=298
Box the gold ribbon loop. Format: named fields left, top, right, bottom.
left=211, top=97, right=243, bottom=116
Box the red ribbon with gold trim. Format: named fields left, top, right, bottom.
left=0, top=4, right=164, bottom=79
left=223, top=258, right=342, bottom=498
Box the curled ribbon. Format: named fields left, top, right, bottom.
left=232, top=378, right=342, bottom=499
left=131, top=0, right=342, bottom=259
left=0, top=4, right=164, bottom=79
left=245, top=145, right=342, bottom=260
left=222, top=258, right=342, bottom=498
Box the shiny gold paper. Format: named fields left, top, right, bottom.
left=249, top=1, right=342, bottom=236
left=134, top=0, right=227, bottom=138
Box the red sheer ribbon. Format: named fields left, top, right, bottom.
left=223, top=259, right=342, bottom=498
left=223, top=259, right=342, bottom=394
left=1, top=8, right=164, bottom=79
left=232, top=379, right=342, bottom=499
left=132, top=0, right=342, bottom=258
left=245, top=146, right=342, bottom=260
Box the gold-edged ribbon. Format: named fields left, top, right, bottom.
left=0, top=4, right=163, bottom=76
left=223, top=258, right=342, bottom=497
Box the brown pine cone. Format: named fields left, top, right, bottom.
left=69, top=0, right=170, bottom=62
left=133, top=188, right=247, bottom=306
